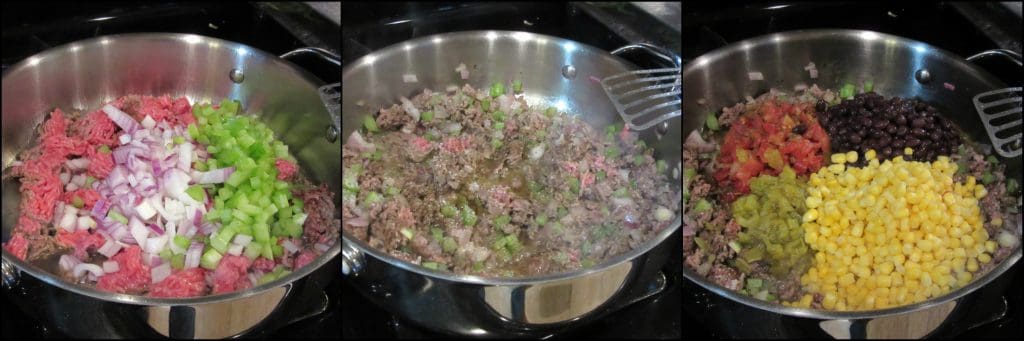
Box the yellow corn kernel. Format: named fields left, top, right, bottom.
left=904, top=147, right=913, bottom=155
left=839, top=273, right=855, bottom=286
left=823, top=292, right=838, bottom=309
left=803, top=208, right=819, bottom=223
left=806, top=195, right=822, bottom=208
left=974, top=186, right=987, bottom=198
left=865, top=149, right=877, bottom=160
left=831, top=153, right=847, bottom=164
left=985, top=240, right=997, bottom=254
left=991, top=217, right=1003, bottom=227
left=876, top=275, right=892, bottom=288
left=828, top=164, right=845, bottom=174
left=961, top=235, right=975, bottom=248
left=846, top=150, right=858, bottom=163
left=978, top=253, right=991, bottom=264
left=966, top=258, right=979, bottom=272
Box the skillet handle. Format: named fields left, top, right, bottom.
left=279, top=47, right=341, bottom=66
left=279, top=48, right=342, bottom=141
left=610, top=43, right=682, bottom=69
left=965, top=49, right=1022, bottom=67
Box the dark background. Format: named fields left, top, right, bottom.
left=1, top=2, right=340, bottom=338
left=683, top=1, right=1022, bottom=339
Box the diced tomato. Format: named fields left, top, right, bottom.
left=714, top=98, right=829, bottom=201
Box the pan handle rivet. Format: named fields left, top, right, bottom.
left=561, top=65, right=577, bottom=79
left=229, top=69, right=245, bottom=83
left=915, top=69, right=931, bottom=84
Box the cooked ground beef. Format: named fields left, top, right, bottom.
left=342, top=84, right=678, bottom=277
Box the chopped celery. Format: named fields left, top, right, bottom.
left=72, top=196, right=85, bottom=209
left=174, top=235, right=191, bottom=249
left=171, top=254, right=185, bottom=270
left=185, top=185, right=206, bottom=202
left=108, top=210, right=128, bottom=225
left=200, top=249, right=223, bottom=270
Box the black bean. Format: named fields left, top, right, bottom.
left=906, top=137, right=920, bottom=147
left=881, top=146, right=893, bottom=156
left=816, top=101, right=827, bottom=112
left=911, top=118, right=926, bottom=128
left=886, top=125, right=897, bottom=135
left=849, top=135, right=862, bottom=144
left=912, top=128, right=927, bottom=137
left=896, top=125, right=908, bottom=135
left=895, top=115, right=907, bottom=126
left=930, top=131, right=943, bottom=142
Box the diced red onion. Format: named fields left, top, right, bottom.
left=944, top=82, right=955, bottom=91
left=345, top=216, right=369, bottom=227
left=98, top=239, right=123, bottom=258
left=103, top=104, right=140, bottom=132
left=809, top=69, right=818, bottom=79
left=147, top=223, right=165, bottom=236
left=66, top=158, right=90, bottom=171
left=314, top=243, right=331, bottom=252
left=194, top=167, right=235, bottom=184
left=60, top=209, right=78, bottom=232
left=73, top=263, right=105, bottom=278
left=178, top=142, right=193, bottom=171
left=399, top=96, right=420, bottom=121
left=249, top=273, right=260, bottom=287
left=60, top=172, right=71, bottom=185
left=77, top=216, right=96, bottom=231
left=130, top=218, right=150, bottom=247
left=281, top=240, right=300, bottom=254
left=140, top=115, right=156, bottom=129
left=135, top=200, right=157, bottom=220
left=59, top=254, right=82, bottom=272
left=185, top=243, right=203, bottom=269
left=145, top=234, right=169, bottom=254
left=232, top=235, right=252, bottom=247
left=144, top=253, right=163, bottom=267
left=103, top=260, right=120, bottom=273
left=151, top=263, right=172, bottom=284
left=345, top=131, right=376, bottom=153
left=119, top=134, right=132, bottom=145
left=227, top=243, right=244, bottom=256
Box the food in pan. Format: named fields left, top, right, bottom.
left=2, top=95, right=339, bottom=297
left=683, top=84, right=1021, bottom=310
left=342, top=82, right=678, bottom=277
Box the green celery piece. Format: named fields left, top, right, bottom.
left=211, top=237, right=229, bottom=254
left=422, top=262, right=439, bottom=270
left=160, top=248, right=173, bottom=260
left=272, top=244, right=284, bottom=257
left=258, top=272, right=279, bottom=285
left=174, top=235, right=191, bottom=249
left=185, top=185, right=206, bottom=202
left=200, top=249, right=224, bottom=270
left=442, top=237, right=457, bottom=253
left=254, top=223, right=271, bottom=242
left=171, top=254, right=185, bottom=269
left=261, top=241, right=275, bottom=260
left=244, top=243, right=263, bottom=260
left=108, top=210, right=128, bottom=225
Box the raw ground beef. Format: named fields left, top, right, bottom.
left=150, top=268, right=208, bottom=298
left=96, top=246, right=151, bottom=294
left=212, top=255, right=253, bottom=294
left=275, top=158, right=298, bottom=180
left=55, top=229, right=106, bottom=260
left=4, top=234, right=29, bottom=260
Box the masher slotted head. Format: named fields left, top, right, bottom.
left=973, top=87, right=1022, bottom=158
left=601, top=67, right=681, bottom=131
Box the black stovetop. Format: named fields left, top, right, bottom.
left=683, top=2, right=1022, bottom=339
left=1, top=2, right=340, bottom=339
left=341, top=2, right=681, bottom=339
